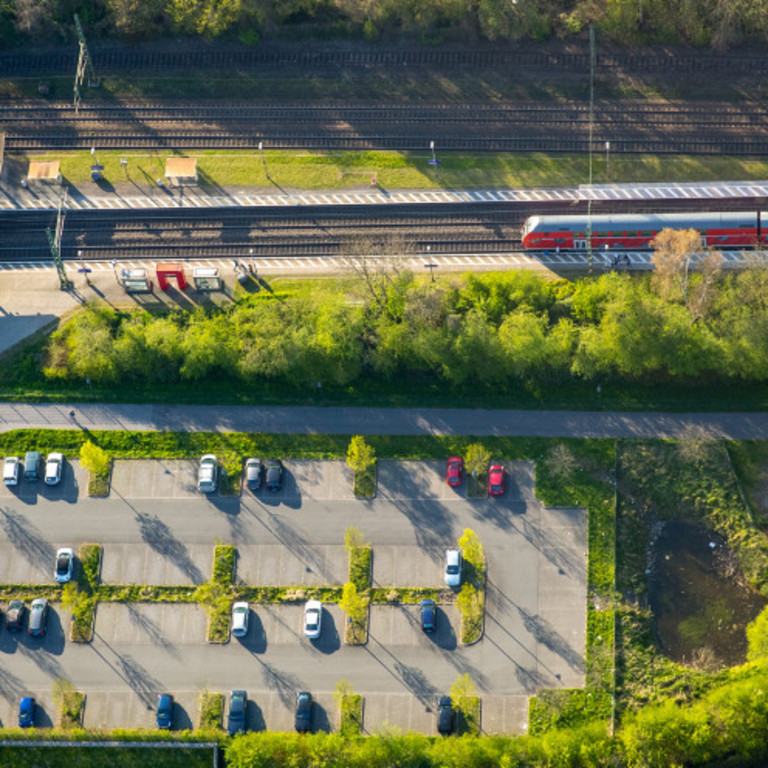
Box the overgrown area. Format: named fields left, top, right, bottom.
left=9, top=270, right=768, bottom=411
left=0, top=0, right=763, bottom=49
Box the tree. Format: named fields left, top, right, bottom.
left=347, top=436, right=376, bottom=474
left=79, top=441, right=110, bottom=477
left=344, top=526, right=368, bottom=553
left=464, top=443, right=491, bottom=480
left=544, top=443, right=579, bottom=481
left=457, top=528, right=485, bottom=578
left=339, top=582, right=368, bottom=626
left=333, top=678, right=355, bottom=705
left=449, top=673, right=477, bottom=718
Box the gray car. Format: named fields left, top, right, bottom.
left=28, top=598, right=48, bottom=637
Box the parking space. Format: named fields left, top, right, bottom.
left=236, top=544, right=346, bottom=587
left=83, top=689, right=197, bottom=731
left=101, top=543, right=213, bottom=586
left=0, top=689, right=56, bottom=729
left=271, top=460, right=355, bottom=502
left=362, top=692, right=436, bottom=735
left=372, top=546, right=445, bottom=588
left=241, top=690, right=336, bottom=733
left=0, top=458, right=85, bottom=504
left=369, top=603, right=460, bottom=650
left=0, top=539, right=57, bottom=584
left=240, top=603, right=345, bottom=651
left=111, top=459, right=200, bottom=499
left=95, top=604, right=207, bottom=646
left=377, top=460, right=462, bottom=501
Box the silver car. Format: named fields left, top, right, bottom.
left=28, top=598, right=48, bottom=637
left=45, top=452, right=64, bottom=486
left=197, top=455, right=218, bottom=493
left=231, top=602, right=249, bottom=638
left=3, top=456, right=20, bottom=486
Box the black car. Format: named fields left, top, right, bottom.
left=437, top=696, right=455, bottom=734
left=266, top=460, right=283, bottom=492
left=420, top=599, right=436, bottom=633
left=6, top=600, right=25, bottom=631
left=245, top=458, right=263, bottom=491
left=156, top=694, right=174, bottom=730
left=295, top=691, right=312, bottom=733
left=228, top=690, right=247, bottom=735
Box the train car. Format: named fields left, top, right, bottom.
left=521, top=212, right=767, bottom=250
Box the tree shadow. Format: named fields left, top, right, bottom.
left=0, top=508, right=55, bottom=572
left=255, top=658, right=302, bottom=708
left=0, top=666, right=24, bottom=704
left=135, top=512, right=204, bottom=584
left=118, top=653, right=163, bottom=709
left=125, top=603, right=178, bottom=656
left=516, top=605, right=584, bottom=673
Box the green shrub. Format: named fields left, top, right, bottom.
left=457, top=583, right=484, bottom=644
left=198, top=692, right=224, bottom=730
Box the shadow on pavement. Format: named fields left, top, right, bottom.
left=0, top=509, right=56, bottom=571
left=245, top=698, right=266, bottom=732
left=241, top=610, right=267, bottom=655
left=311, top=609, right=340, bottom=654
left=135, top=511, right=204, bottom=584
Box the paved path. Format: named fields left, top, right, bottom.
left=1, top=402, right=768, bottom=439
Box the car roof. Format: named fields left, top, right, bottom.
left=446, top=549, right=460, bottom=562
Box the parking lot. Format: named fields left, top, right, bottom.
left=0, top=457, right=586, bottom=734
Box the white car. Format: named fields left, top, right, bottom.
left=55, top=547, right=75, bottom=584
left=231, top=601, right=249, bottom=638
left=197, top=455, right=218, bottom=493
left=45, top=452, right=64, bottom=486
left=444, top=549, right=462, bottom=588
left=3, top=456, right=20, bottom=486
left=303, top=600, right=322, bottom=639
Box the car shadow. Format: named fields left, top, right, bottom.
left=311, top=609, right=340, bottom=655
left=433, top=608, right=457, bottom=651
left=241, top=611, right=267, bottom=654
left=38, top=463, right=80, bottom=504
left=34, top=702, right=55, bottom=728
left=172, top=701, right=193, bottom=731
left=311, top=700, right=331, bottom=733
left=245, top=698, right=266, bottom=732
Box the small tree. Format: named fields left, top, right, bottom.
left=80, top=440, right=110, bottom=477
left=339, top=582, right=368, bottom=626
left=458, top=528, right=485, bottom=578
left=334, top=678, right=355, bottom=705
left=544, top=443, right=578, bottom=481
left=347, top=435, right=376, bottom=474
left=344, top=525, right=368, bottom=554
left=464, top=443, right=491, bottom=479
left=449, top=673, right=477, bottom=719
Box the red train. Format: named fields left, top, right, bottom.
left=521, top=212, right=766, bottom=250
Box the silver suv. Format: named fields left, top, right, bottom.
left=197, top=455, right=218, bottom=493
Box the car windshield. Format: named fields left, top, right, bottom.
left=234, top=606, right=246, bottom=615
left=56, top=556, right=69, bottom=573
left=446, top=564, right=459, bottom=574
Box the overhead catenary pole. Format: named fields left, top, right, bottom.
left=73, top=13, right=99, bottom=113
left=586, top=24, right=596, bottom=273
left=46, top=186, right=71, bottom=290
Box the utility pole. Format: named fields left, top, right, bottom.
left=586, top=24, right=596, bottom=273
left=46, top=186, right=72, bottom=290
left=73, top=13, right=99, bottom=114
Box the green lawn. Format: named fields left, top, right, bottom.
left=2, top=745, right=214, bottom=768
left=16, top=149, right=768, bottom=192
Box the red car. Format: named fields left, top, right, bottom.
left=446, top=457, right=464, bottom=487
left=488, top=464, right=505, bottom=496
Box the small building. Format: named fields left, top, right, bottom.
left=120, top=268, right=153, bottom=293
left=27, top=160, right=62, bottom=185
left=164, top=158, right=198, bottom=187
left=193, top=267, right=222, bottom=291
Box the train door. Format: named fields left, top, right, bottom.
left=574, top=239, right=588, bottom=249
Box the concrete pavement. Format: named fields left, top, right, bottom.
left=1, top=401, right=768, bottom=439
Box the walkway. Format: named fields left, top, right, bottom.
left=1, top=402, right=768, bottom=439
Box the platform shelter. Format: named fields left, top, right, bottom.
left=27, top=160, right=62, bottom=185
left=164, top=158, right=198, bottom=187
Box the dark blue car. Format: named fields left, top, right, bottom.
left=420, top=599, right=436, bottom=633
left=156, top=694, right=174, bottom=729
left=19, top=697, right=35, bottom=728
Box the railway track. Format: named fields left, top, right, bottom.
left=4, top=99, right=768, bottom=154
left=4, top=46, right=768, bottom=76
left=3, top=198, right=767, bottom=262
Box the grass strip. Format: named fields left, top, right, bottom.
left=353, top=466, right=376, bottom=498
left=97, top=585, right=198, bottom=602
left=457, top=583, right=484, bottom=645
left=86, top=462, right=111, bottom=497
left=198, top=692, right=224, bottom=730
left=56, top=691, right=85, bottom=729
left=348, top=546, right=371, bottom=593
left=338, top=694, right=363, bottom=737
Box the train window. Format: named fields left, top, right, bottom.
left=554, top=238, right=566, bottom=244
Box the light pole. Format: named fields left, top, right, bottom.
left=605, top=141, right=610, bottom=179
left=428, top=141, right=440, bottom=166
left=259, top=141, right=269, bottom=180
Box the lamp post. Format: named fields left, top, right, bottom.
left=259, top=141, right=269, bottom=180
left=424, top=247, right=438, bottom=282
left=605, top=141, right=610, bottom=179
left=428, top=141, right=440, bottom=166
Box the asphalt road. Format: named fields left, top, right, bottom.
left=2, top=402, right=768, bottom=438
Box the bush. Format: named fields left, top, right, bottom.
left=457, top=583, right=484, bottom=644
left=198, top=692, right=224, bottom=730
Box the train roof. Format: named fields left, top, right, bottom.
left=524, top=212, right=766, bottom=233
